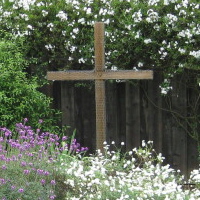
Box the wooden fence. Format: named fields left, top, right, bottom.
left=45, top=71, right=199, bottom=178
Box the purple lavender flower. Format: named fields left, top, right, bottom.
left=38, top=119, right=43, bottom=124
left=49, top=195, right=56, bottom=199
left=21, top=161, right=27, bottom=167
left=18, top=154, right=23, bottom=158
left=44, top=171, right=50, bottom=176
left=55, top=142, right=59, bottom=146
left=4, top=130, right=12, bottom=137
left=0, top=137, right=4, bottom=142
left=0, top=155, right=6, bottom=161
left=0, top=178, right=6, bottom=184
left=6, top=158, right=11, bottom=162
left=1, top=165, right=7, bottom=170
left=37, top=169, right=44, bottom=175
left=11, top=185, right=16, bottom=190
left=18, top=188, right=24, bottom=193
left=24, top=118, right=28, bottom=123
left=19, top=130, right=25, bottom=136
left=36, top=129, right=41, bottom=133
left=62, top=136, right=68, bottom=141
left=40, top=179, right=46, bottom=185
left=23, top=170, right=30, bottom=175
left=50, top=180, right=56, bottom=185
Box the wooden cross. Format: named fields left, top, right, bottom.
left=47, top=22, right=153, bottom=151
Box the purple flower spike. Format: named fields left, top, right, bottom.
left=0, top=178, right=6, bottom=184
left=49, top=195, right=56, bottom=199
left=50, top=180, right=56, bottom=185
left=23, top=170, right=30, bottom=175
left=11, top=185, right=16, bottom=190
left=44, top=171, right=50, bottom=176
left=37, top=169, right=44, bottom=175
left=0, top=137, right=4, bottom=142
left=21, top=161, right=27, bottom=167
left=38, top=119, right=43, bottom=124
left=18, top=188, right=24, bottom=193
left=4, top=130, right=12, bottom=137
left=40, top=179, right=46, bottom=185
left=1, top=165, right=7, bottom=170
left=62, top=136, right=68, bottom=141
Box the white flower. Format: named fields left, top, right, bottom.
left=27, top=25, right=33, bottom=30
left=142, top=140, right=146, bottom=147
left=121, top=142, right=125, bottom=146
left=146, top=9, right=159, bottom=23
left=19, top=14, right=29, bottom=21
left=135, top=31, right=140, bottom=39
left=178, top=48, right=186, bottom=54
left=148, top=0, right=159, bottom=6
left=104, top=180, right=110, bottom=186
left=144, top=39, right=152, bottom=44
left=3, top=11, right=12, bottom=17
left=138, top=62, right=144, bottom=68
left=189, top=50, right=200, bottom=59
left=78, top=58, right=86, bottom=63
left=56, top=11, right=68, bottom=21
left=42, top=10, right=48, bottom=17
left=47, top=23, right=54, bottom=31
left=78, top=18, right=85, bottom=24
left=70, top=46, right=77, bottom=53
left=111, top=66, right=118, bottom=71
left=132, top=10, right=143, bottom=23
left=45, top=44, right=55, bottom=50
left=86, top=7, right=92, bottom=15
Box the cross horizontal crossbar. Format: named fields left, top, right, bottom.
left=47, top=70, right=153, bottom=81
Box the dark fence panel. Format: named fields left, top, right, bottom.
left=49, top=72, right=199, bottom=178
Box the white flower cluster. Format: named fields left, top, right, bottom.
left=56, top=11, right=68, bottom=21
left=132, top=10, right=143, bottom=23
left=146, top=9, right=160, bottom=23
left=12, top=0, right=36, bottom=10
left=159, top=79, right=172, bottom=95
left=189, top=50, right=200, bottom=59
left=57, top=141, right=200, bottom=200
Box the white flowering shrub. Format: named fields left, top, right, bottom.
left=57, top=141, right=200, bottom=200
left=0, top=0, right=199, bottom=88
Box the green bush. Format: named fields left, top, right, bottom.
left=0, top=37, right=60, bottom=131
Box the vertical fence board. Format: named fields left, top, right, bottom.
left=61, top=82, right=76, bottom=134
left=171, top=74, right=187, bottom=177
left=106, top=81, right=119, bottom=144
left=77, top=84, right=96, bottom=151
left=147, top=72, right=163, bottom=152
left=117, top=83, right=126, bottom=146
left=125, top=81, right=141, bottom=150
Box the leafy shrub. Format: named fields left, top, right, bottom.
left=0, top=120, right=88, bottom=200
left=0, top=0, right=199, bottom=85
left=0, top=37, right=60, bottom=131
left=57, top=141, right=200, bottom=200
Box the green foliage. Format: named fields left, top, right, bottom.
left=0, top=37, right=60, bottom=131
left=0, top=0, right=199, bottom=77
left=0, top=121, right=88, bottom=200
left=57, top=140, right=200, bottom=199
left=0, top=0, right=199, bottom=144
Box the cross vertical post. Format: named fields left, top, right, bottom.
left=94, top=22, right=106, bottom=151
